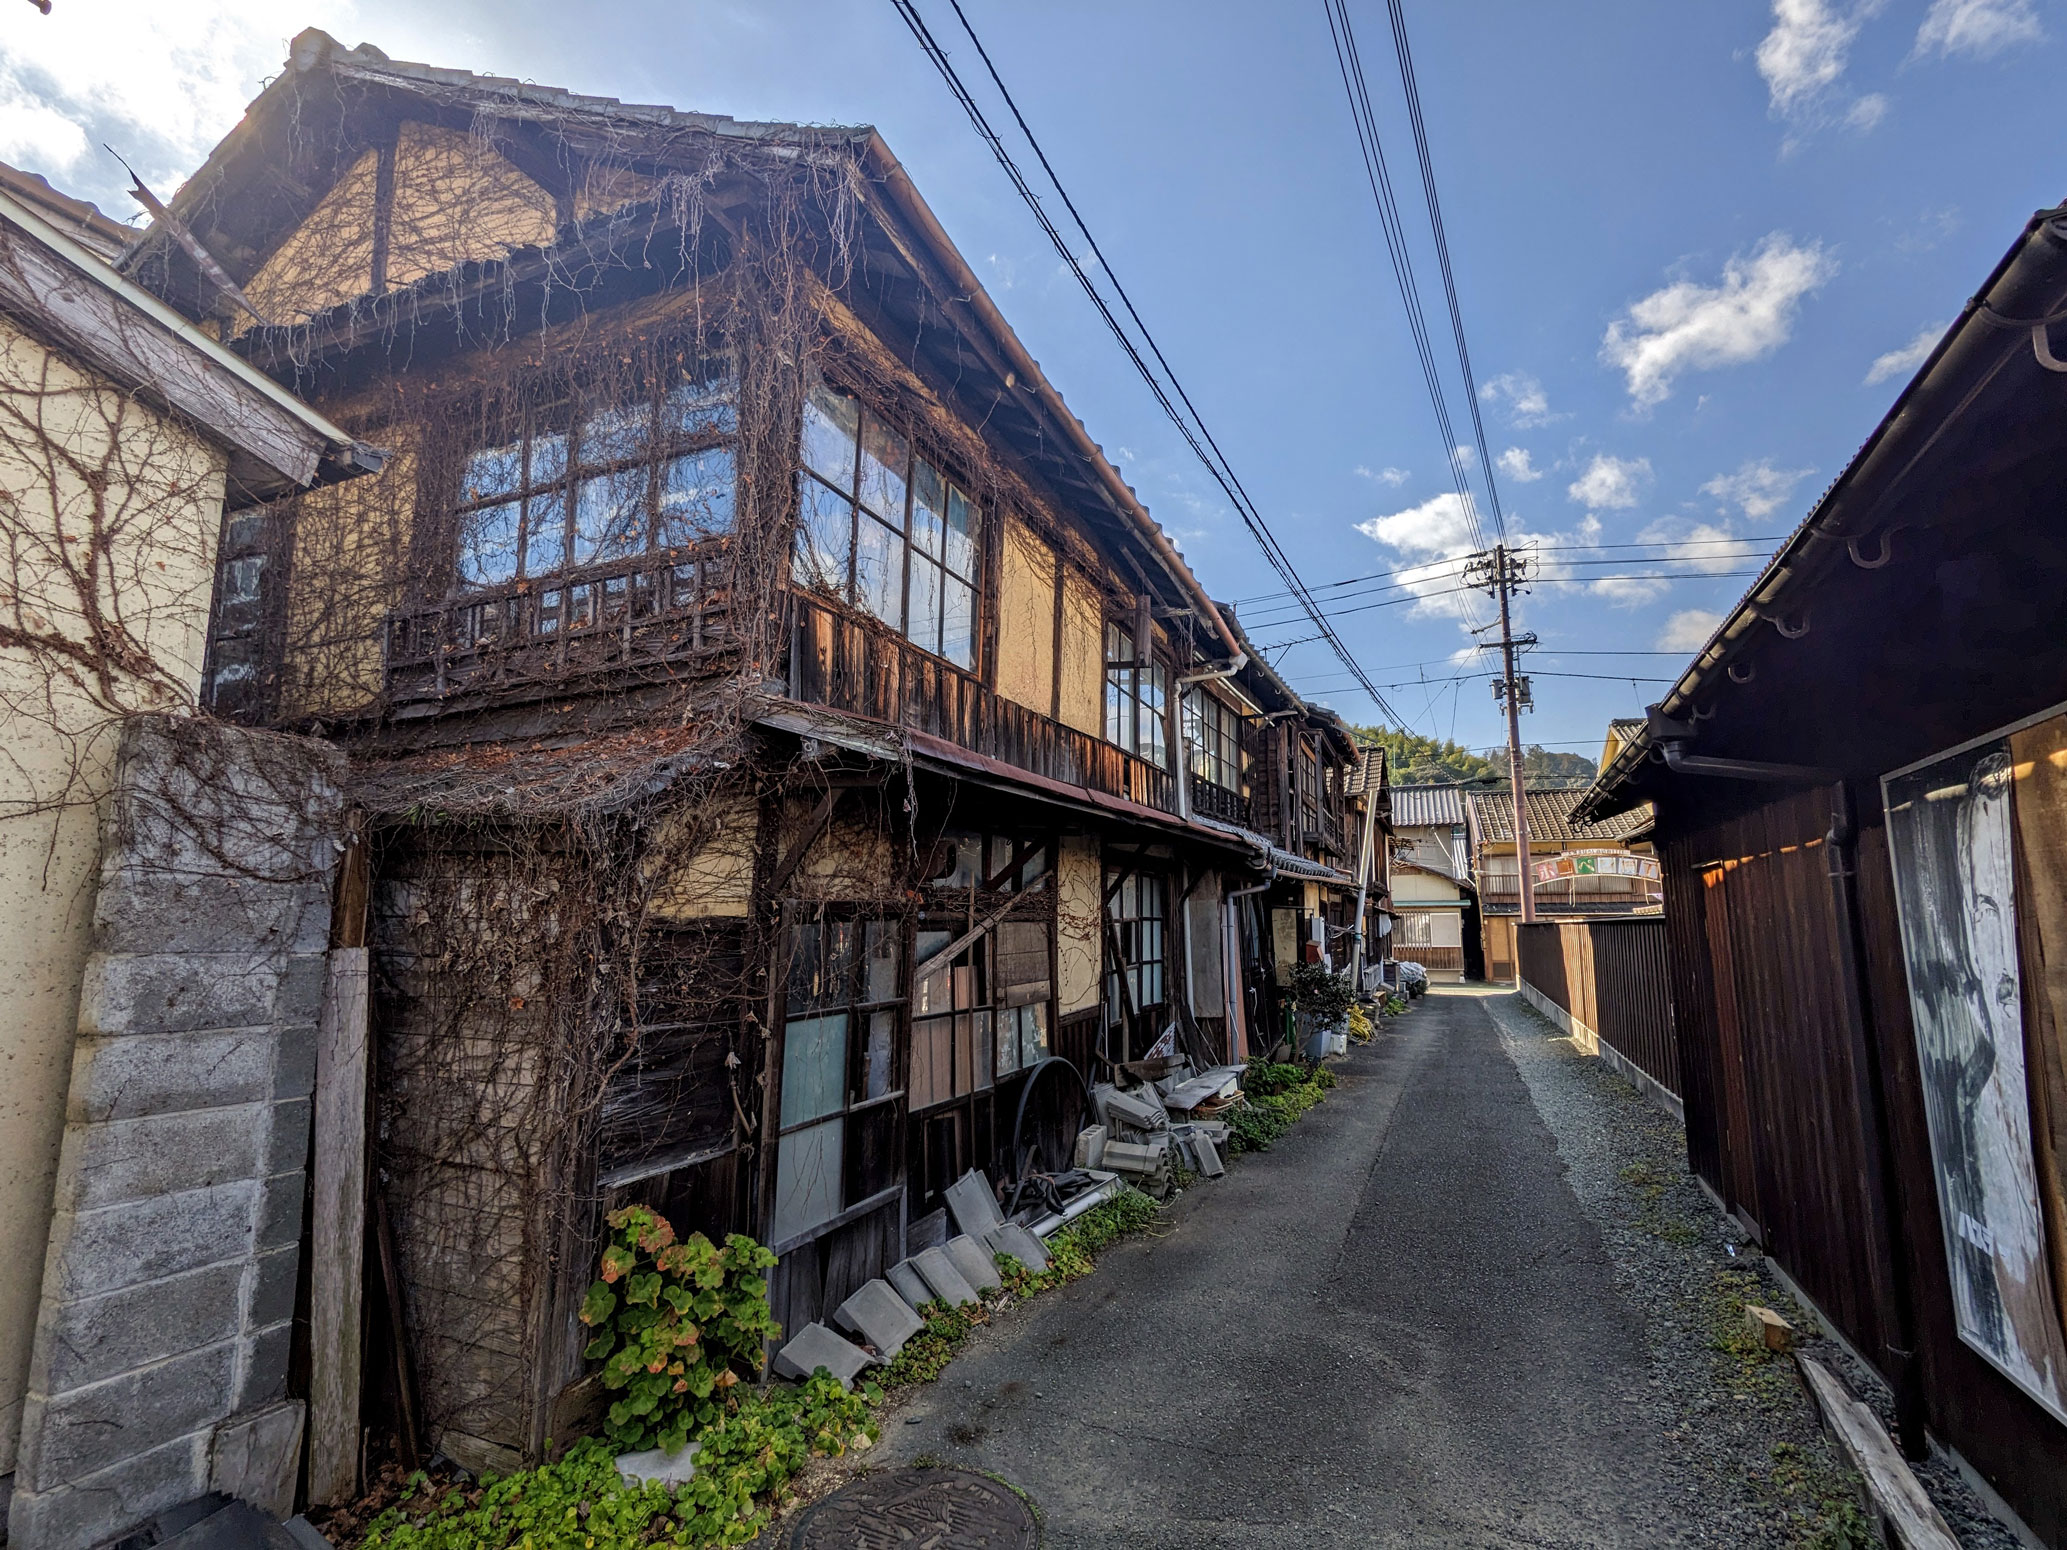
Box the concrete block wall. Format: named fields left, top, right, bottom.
left=6, top=717, right=344, bottom=1550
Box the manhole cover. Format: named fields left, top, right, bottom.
left=788, top=1467, right=1038, bottom=1548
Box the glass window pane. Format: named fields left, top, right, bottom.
left=793, top=474, right=853, bottom=595
left=460, top=501, right=520, bottom=587
left=972, top=1009, right=993, bottom=1091
left=772, top=1116, right=842, bottom=1243
left=908, top=558, right=943, bottom=656
left=911, top=459, right=945, bottom=559
left=663, top=371, right=737, bottom=439
left=943, top=577, right=976, bottom=670
left=996, top=1007, right=1022, bottom=1078
left=953, top=1013, right=975, bottom=1097
left=462, top=441, right=523, bottom=506
left=944, top=485, right=979, bottom=580
left=864, top=1009, right=896, bottom=1100
left=802, top=385, right=859, bottom=489
left=531, top=427, right=568, bottom=488
left=863, top=920, right=899, bottom=1003
left=855, top=515, right=905, bottom=630
left=524, top=486, right=567, bottom=576
left=583, top=398, right=648, bottom=469
left=858, top=415, right=909, bottom=522
left=657, top=446, right=735, bottom=548
left=780, top=1013, right=849, bottom=1128
left=573, top=470, right=647, bottom=565
left=1021, top=1002, right=1049, bottom=1068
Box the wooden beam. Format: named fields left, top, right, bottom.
left=763, top=786, right=841, bottom=900
left=307, top=946, right=371, bottom=1506
left=0, top=205, right=331, bottom=489
left=1797, top=1356, right=1960, bottom=1550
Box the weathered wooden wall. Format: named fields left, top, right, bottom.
left=1516, top=917, right=1678, bottom=1099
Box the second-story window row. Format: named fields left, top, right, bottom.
left=794, top=382, right=981, bottom=670
left=454, top=365, right=736, bottom=591
left=1104, top=619, right=1170, bottom=770
left=1182, top=688, right=1243, bottom=791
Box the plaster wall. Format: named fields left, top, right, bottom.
left=0, top=317, right=228, bottom=1481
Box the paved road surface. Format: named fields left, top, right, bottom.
left=876, top=988, right=1694, bottom=1548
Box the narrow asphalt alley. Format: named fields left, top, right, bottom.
left=876, top=988, right=1701, bottom=1548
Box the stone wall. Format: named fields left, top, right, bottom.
left=6, top=716, right=344, bottom=1550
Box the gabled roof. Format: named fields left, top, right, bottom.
left=0, top=161, right=131, bottom=258
left=1465, top=787, right=1652, bottom=845
left=1389, top=784, right=1467, bottom=828
left=131, top=29, right=1245, bottom=663
left=0, top=182, right=378, bottom=505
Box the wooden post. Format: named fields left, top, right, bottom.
left=308, top=946, right=370, bottom=1505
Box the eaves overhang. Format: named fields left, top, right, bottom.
left=1575, top=204, right=2067, bottom=824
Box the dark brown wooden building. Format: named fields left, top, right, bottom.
left=1579, top=204, right=2067, bottom=1545
left=130, top=32, right=1385, bottom=1477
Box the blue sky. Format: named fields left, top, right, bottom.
left=2, top=0, right=2056, bottom=761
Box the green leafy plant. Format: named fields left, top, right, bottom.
left=354, top=1374, right=875, bottom=1550
left=577, top=1205, right=780, bottom=1454
left=1226, top=1059, right=1335, bottom=1154
left=1287, top=962, right=1354, bottom=1031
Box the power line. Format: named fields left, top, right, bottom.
left=1229, top=536, right=1782, bottom=608
left=1321, top=0, right=1488, bottom=547
left=892, top=0, right=1413, bottom=729
left=1239, top=568, right=1763, bottom=635
left=1381, top=0, right=1507, bottom=539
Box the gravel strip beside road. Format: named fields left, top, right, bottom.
left=1481, top=987, right=2023, bottom=1549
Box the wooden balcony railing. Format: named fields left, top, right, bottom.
left=1188, top=772, right=1248, bottom=827
left=384, top=543, right=732, bottom=703
left=789, top=593, right=1174, bottom=814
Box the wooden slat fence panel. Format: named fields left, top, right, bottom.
left=1517, top=917, right=1678, bottom=1097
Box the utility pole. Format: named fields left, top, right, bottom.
left=1467, top=545, right=1536, bottom=926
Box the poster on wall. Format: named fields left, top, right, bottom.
left=1885, top=712, right=2067, bottom=1424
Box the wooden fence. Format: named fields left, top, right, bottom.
left=1516, top=917, right=1679, bottom=1115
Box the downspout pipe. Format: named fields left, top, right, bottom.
left=1825, top=784, right=1928, bottom=1460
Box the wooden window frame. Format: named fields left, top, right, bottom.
left=794, top=379, right=985, bottom=674
left=450, top=363, right=736, bottom=594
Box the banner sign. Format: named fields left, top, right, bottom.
left=1531, top=850, right=1660, bottom=886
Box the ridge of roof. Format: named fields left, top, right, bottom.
left=299, top=31, right=874, bottom=145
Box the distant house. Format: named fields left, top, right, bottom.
left=1387, top=784, right=1476, bottom=983
left=1464, top=788, right=1657, bottom=983
left=1577, top=200, right=2067, bottom=1546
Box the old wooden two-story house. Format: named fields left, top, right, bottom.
left=126, top=33, right=1381, bottom=1477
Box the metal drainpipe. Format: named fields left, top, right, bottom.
left=1656, top=738, right=1926, bottom=1457
left=1825, top=782, right=1928, bottom=1460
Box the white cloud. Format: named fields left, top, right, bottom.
left=1355, top=465, right=1410, bottom=486
left=1701, top=458, right=1814, bottom=520
left=1497, top=447, right=1543, bottom=483
left=1601, top=235, right=1836, bottom=408
left=1657, top=609, right=1726, bottom=652
left=1356, top=493, right=1478, bottom=559
left=1480, top=371, right=1558, bottom=427
left=1453, top=443, right=1476, bottom=470
left=1863, top=321, right=1944, bottom=385
left=1756, top=0, right=1883, bottom=116
left=1567, top=454, right=1652, bottom=511
left=1845, top=92, right=1890, bottom=130
left=1915, top=0, right=2043, bottom=57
